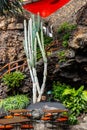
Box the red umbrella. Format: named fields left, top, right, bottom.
left=23, top=0, right=70, bottom=18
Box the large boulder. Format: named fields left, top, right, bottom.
left=76, top=3, right=87, bottom=26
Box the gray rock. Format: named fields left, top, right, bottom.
left=83, top=116, right=87, bottom=123
left=79, top=123, right=87, bottom=130
left=32, top=109, right=43, bottom=120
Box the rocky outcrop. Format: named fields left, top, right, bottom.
left=76, top=3, right=87, bottom=26
left=0, top=15, right=25, bottom=64
left=36, top=26, right=87, bottom=88
left=0, top=83, right=8, bottom=99
left=19, top=68, right=32, bottom=95
left=0, top=30, right=25, bottom=62
left=0, top=14, right=31, bottom=98
left=45, top=0, right=87, bottom=32
left=36, top=2, right=87, bottom=88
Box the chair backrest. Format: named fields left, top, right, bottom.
left=21, top=124, right=34, bottom=129
left=0, top=125, right=13, bottom=129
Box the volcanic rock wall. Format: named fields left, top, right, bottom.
left=0, top=15, right=25, bottom=66
left=37, top=3, right=87, bottom=88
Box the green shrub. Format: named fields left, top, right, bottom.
left=0, top=95, right=29, bottom=111
left=57, top=22, right=77, bottom=48
left=58, top=22, right=76, bottom=33
left=52, top=82, right=87, bottom=124
left=63, top=86, right=87, bottom=124
left=62, top=41, right=68, bottom=48
left=2, top=71, right=26, bottom=95
left=52, top=82, right=70, bottom=101
left=57, top=50, right=66, bottom=63
left=62, top=33, right=70, bottom=41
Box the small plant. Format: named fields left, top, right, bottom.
left=68, top=114, right=78, bottom=125
left=58, top=50, right=66, bottom=63
left=0, top=95, right=29, bottom=111
left=52, top=82, right=70, bottom=101
left=58, top=22, right=76, bottom=33
left=58, top=50, right=65, bottom=58
left=57, top=22, right=77, bottom=47
left=63, top=86, right=87, bottom=123
left=2, top=71, right=26, bottom=95
left=52, top=82, right=87, bottom=125
left=44, top=35, right=53, bottom=46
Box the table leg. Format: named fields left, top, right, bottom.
left=13, top=123, right=20, bottom=130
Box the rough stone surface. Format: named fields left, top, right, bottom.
left=31, top=114, right=87, bottom=130
left=45, top=0, right=87, bottom=32
left=76, top=3, right=87, bottom=26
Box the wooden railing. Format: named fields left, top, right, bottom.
left=0, top=58, right=27, bottom=79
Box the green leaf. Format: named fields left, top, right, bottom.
left=82, top=90, right=87, bottom=101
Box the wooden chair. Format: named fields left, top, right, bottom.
left=56, top=115, right=68, bottom=123
left=14, top=113, right=21, bottom=116
left=24, top=113, right=32, bottom=118
left=21, top=124, right=34, bottom=129
left=4, top=115, right=13, bottom=119
left=41, top=112, right=52, bottom=121
left=56, top=116, right=68, bottom=129
left=41, top=116, right=51, bottom=121
left=0, top=125, right=13, bottom=130
left=41, top=115, right=53, bottom=130
left=44, top=113, right=52, bottom=117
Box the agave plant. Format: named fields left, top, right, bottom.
left=0, top=0, right=23, bottom=16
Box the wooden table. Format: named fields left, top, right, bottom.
left=9, top=109, right=33, bottom=122
left=9, top=109, right=31, bottom=116
left=0, top=116, right=30, bottom=130
left=43, top=109, right=68, bottom=113
left=43, top=109, right=68, bottom=121
left=42, top=109, right=68, bottom=130
left=9, top=109, right=31, bottom=114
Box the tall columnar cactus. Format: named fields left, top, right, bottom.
left=23, top=15, right=47, bottom=103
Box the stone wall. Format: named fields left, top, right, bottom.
left=0, top=15, right=25, bottom=65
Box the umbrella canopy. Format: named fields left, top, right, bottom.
left=23, top=0, right=70, bottom=18
left=27, top=101, right=67, bottom=110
